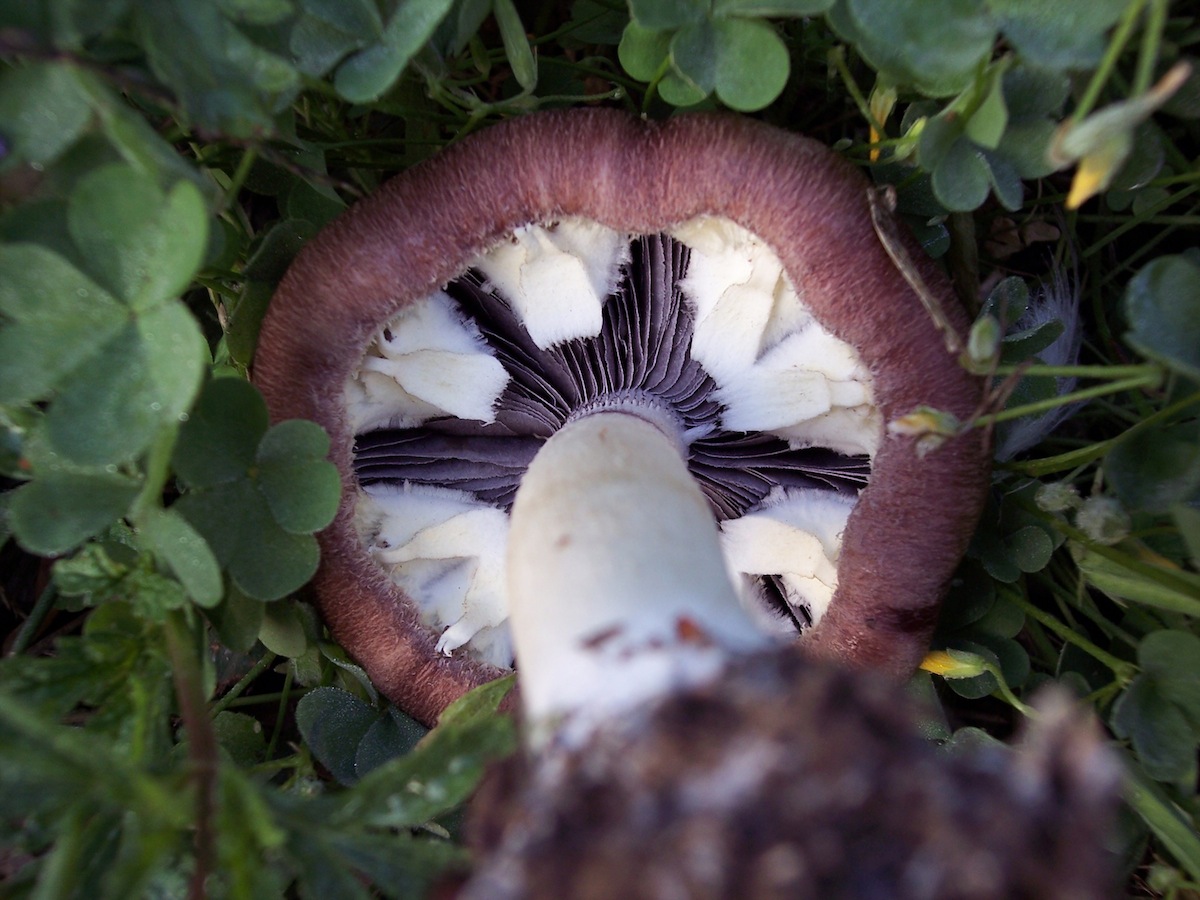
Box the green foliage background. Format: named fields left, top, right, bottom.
left=0, top=0, right=1198, bottom=896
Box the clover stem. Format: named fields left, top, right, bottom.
left=163, top=610, right=218, bottom=900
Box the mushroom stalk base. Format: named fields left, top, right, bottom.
left=507, top=411, right=775, bottom=746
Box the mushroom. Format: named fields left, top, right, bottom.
left=254, top=109, right=990, bottom=726
left=468, top=377, right=1116, bottom=899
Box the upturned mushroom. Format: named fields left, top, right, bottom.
left=461, top=416, right=1117, bottom=898
left=254, top=109, right=990, bottom=726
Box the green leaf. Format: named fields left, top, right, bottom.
left=213, top=711, right=268, bottom=766
left=1139, top=631, right=1200, bottom=727
left=77, top=75, right=214, bottom=197
left=45, top=302, right=206, bottom=466
left=135, top=0, right=301, bottom=136
left=670, top=20, right=719, bottom=94
left=973, top=593, right=1024, bottom=639
left=310, top=831, right=464, bottom=899
left=139, top=507, right=223, bottom=607
left=226, top=281, right=274, bottom=367
left=1111, top=675, right=1197, bottom=783
left=287, top=832, right=375, bottom=900
left=1009, top=526, right=1054, bottom=572
left=9, top=470, right=140, bottom=556
left=671, top=16, right=788, bottom=111
left=1175, top=503, right=1200, bottom=569
left=173, top=481, right=254, bottom=568
left=916, top=113, right=964, bottom=171
left=284, top=179, right=346, bottom=228
left=173, top=379, right=332, bottom=600
left=296, top=686, right=379, bottom=785
left=1124, top=255, right=1200, bottom=380
left=1071, top=544, right=1200, bottom=617
left=714, top=0, right=834, bottom=13
left=355, top=708, right=428, bottom=777
left=173, top=377, right=269, bottom=488
left=334, top=0, right=457, bottom=102
left=997, top=118, right=1058, bottom=178
left=256, top=421, right=340, bottom=534
left=1124, top=759, right=1200, bottom=883
left=1108, top=421, right=1200, bottom=514
left=217, top=0, right=294, bottom=26
left=982, top=275, right=1029, bottom=323
left=982, top=149, right=1023, bottom=211
left=941, top=641, right=1000, bottom=699
left=1003, top=64, right=1070, bottom=120
left=988, top=0, right=1127, bottom=70
left=290, top=12, right=373, bottom=76
left=833, top=0, right=995, bottom=96
left=53, top=541, right=134, bottom=598
left=437, top=672, right=515, bottom=726
left=1002, top=319, right=1064, bottom=363
left=233, top=529, right=318, bottom=601
left=658, top=70, right=710, bottom=106
left=213, top=771, right=289, bottom=896
left=297, top=0, right=382, bottom=46
left=208, top=584, right=266, bottom=652
left=494, top=0, right=536, bottom=91
left=242, top=218, right=319, bottom=284
left=0, top=244, right=125, bottom=405
left=0, top=63, right=93, bottom=170
left=617, top=21, right=671, bottom=82
left=938, top=560, right=996, bottom=631
left=1110, top=123, right=1164, bottom=193
left=964, top=70, right=1008, bottom=149
left=711, top=18, right=789, bottom=112
left=259, top=599, right=310, bottom=656
left=67, top=165, right=208, bottom=309
left=629, top=0, right=706, bottom=30
left=257, top=418, right=332, bottom=461
left=330, top=676, right=516, bottom=828
left=566, top=0, right=626, bottom=45
left=931, top=138, right=991, bottom=211
left=175, top=478, right=320, bottom=600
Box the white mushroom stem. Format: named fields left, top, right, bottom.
left=507, top=411, right=777, bottom=748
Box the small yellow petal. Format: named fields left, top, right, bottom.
left=867, top=84, right=896, bottom=162
left=920, top=650, right=960, bottom=675
left=1067, top=145, right=1123, bottom=209
left=887, top=406, right=960, bottom=438
left=920, top=649, right=988, bottom=679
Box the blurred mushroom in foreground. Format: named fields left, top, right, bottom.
left=463, top=654, right=1120, bottom=900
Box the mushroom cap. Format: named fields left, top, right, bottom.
left=254, top=109, right=990, bottom=726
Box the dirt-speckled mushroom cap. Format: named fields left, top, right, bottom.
left=254, top=109, right=990, bottom=726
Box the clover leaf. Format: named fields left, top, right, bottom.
left=1124, top=255, right=1200, bottom=381
left=828, top=0, right=994, bottom=98
left=1112, top=631, right=1200, bottom=783
left=0, top=63, right=93, bottom=171
left=0, top=164, right=208, bottom=469
left=9, top=469, right=141, bottom=556
left=621, top=0, right=830, bottom=111
left=172, top=377, right=340, bottom=601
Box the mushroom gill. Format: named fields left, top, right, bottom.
left=254, top=110, right=991, bottom=726
left=351, top=222, right=873, bottom=664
